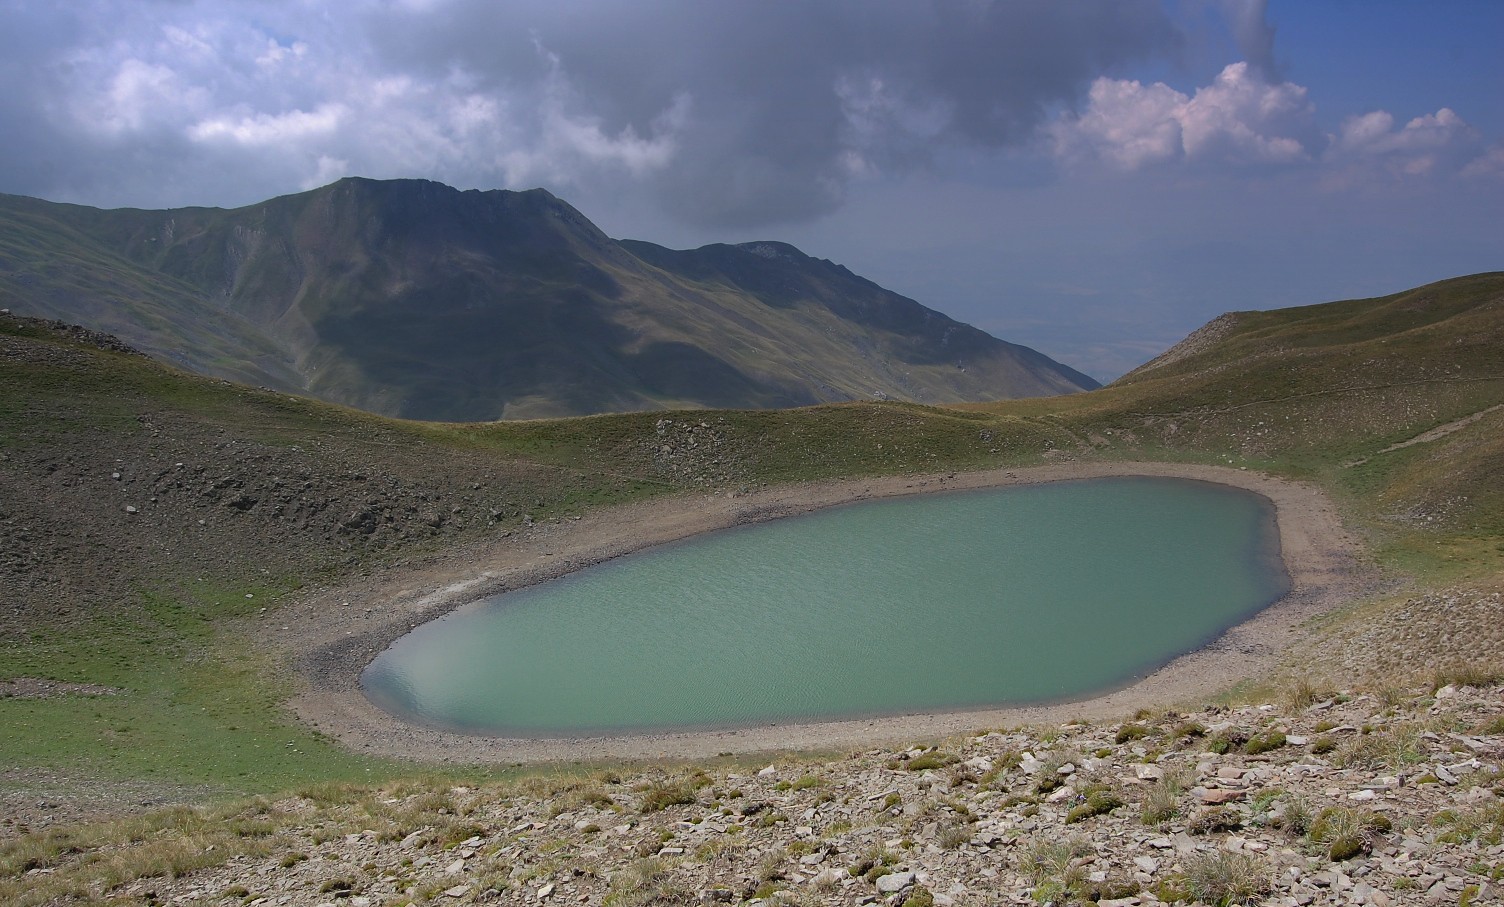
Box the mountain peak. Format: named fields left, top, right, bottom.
left=0, top=180, right=1098, bottom=420
left=325, top=176, right=563, bottom=205
left=313, top=176, right=571, bottom=216
left=733, top=241, right=808, bottom=262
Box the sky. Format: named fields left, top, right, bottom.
left=2, top=1, right=1501, bottom=381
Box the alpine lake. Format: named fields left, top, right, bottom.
left=363, top=477, right=1289, bottom=737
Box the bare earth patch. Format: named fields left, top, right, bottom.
left=275, top=462, right=1375, bottom=764
left=0, top=678, right=120, bottom=699
left=0, top=767, right=219, bottom=839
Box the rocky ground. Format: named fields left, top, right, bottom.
left=8, top=680, right=1502, bottom=906
left=0, top=314, right=663, bottom=640
left=1286, top=587, right=1504, bottom=695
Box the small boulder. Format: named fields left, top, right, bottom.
left=876, top=871, right=916, bottom=893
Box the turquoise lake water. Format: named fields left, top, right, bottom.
left=362, top=477, right=1288, bottom=736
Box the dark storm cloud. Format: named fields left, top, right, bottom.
left=0, top=0, right=1180, bottom=222
left=360, top=0, right=1181, bottom=227
left=0, top=5, right=86, bottom=193
left=1218, top=0, right=1281, bottom=81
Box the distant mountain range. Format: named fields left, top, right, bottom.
left=0, top=178, right=1097, bottom=420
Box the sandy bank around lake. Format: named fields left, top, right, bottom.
left=278, top=462, right=1372, bottom=764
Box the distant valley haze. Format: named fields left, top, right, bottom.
left=1, top=1, right=1500, bottom=381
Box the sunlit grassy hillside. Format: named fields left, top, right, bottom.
left=969, top=271, right=1504, bottom=578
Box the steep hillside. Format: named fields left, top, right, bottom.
left=1013, top=272, right=1504, bottom=573
left=0, top=196, right=302, bottom=389
left=0, top=179, right=1097, bottom=420
left=620, top=238, right=1097, bottom=400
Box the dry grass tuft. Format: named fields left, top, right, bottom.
left=1183, top=850, right=1271, bottom=906
left=0, top=801, right=293, bottom=907
left=1140, top=767, right=1191, bottom=826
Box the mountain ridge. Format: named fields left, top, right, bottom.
left=0, top=178, right=1098, bottom=420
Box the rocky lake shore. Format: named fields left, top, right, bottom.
left=11, top=676, right=1501, bottom=907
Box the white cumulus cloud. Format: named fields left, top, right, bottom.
left=1050, top=76, right=1186, bottom=170
left=190, top=104, right=347, bottom=146
left=1461, top=145, right=1504, bottom=180
left=1337, top=107, right=1470, bottom=155
left=1177, top=62, right=1315, bottom=164
left=1048, top=60, right=1496, bottom=188
left=1050, top=62, right=1318, bottom=170
left=1331, top=107, right=1486, bottom=177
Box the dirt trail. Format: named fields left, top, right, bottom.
left=278, top=461, right=1373, bottom=764
left=1343, top=402, right=1504, bottom=467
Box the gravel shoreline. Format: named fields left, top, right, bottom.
left=275, top=462, right=1373, bottom=764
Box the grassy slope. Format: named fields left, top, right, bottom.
left=0, top=198, right=303, bottom=390
left=1016, top=272, right=1504, bottom=578
left=1, top=273, right=1502, bottom=801
left=0, top=318, right=670, bottom=797
left=614, top=239, right=1098, bottom=408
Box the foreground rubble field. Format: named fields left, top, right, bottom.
left=8, top=682, right=1502, bottom=907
